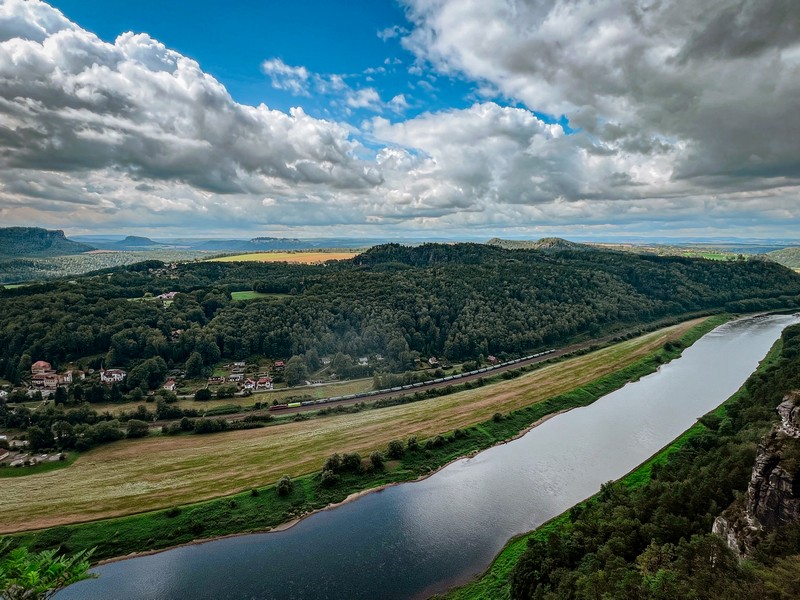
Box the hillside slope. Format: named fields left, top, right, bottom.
left=0, top=227, right=93, bottom=257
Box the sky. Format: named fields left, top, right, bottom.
left=0, top=0, right=798, bottom=241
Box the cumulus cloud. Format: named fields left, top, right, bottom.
left=0, top=1, right=384, bottom=225
left=1, top=0, right=798, bottom=238
left=400, top=0, right=800, bottom=195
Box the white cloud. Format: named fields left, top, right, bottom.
left=261, top=58, right=311, bottom=96
left=1, top=0, right=798, bottom=239
left=346, top=88, right=383, bottom=111
left=377, top=25, right=408, bottom=41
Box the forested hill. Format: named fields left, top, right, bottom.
left=486, top=237, right=594, bottom=252
left=0, top=227, right=94, bottom=257
left=0, top=244, right=799, bottom=384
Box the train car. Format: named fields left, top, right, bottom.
left=301, top=400, right=315, bottom=406
left=287, top=402, right=301, bottom=408
left=269, top=403, right=289, bottom=411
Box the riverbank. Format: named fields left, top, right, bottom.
left=438, top=318, right=787, bottom=600
left=5, top=314, right=729, bottom=562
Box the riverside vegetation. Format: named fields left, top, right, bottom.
left=443, top=322, right=800, bottom=600
left=4, top=316, right=724, bottom=561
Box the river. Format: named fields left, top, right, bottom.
left=57, top=314, right=799, bottom=600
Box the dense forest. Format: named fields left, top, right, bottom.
left=0, top=227, right=93, bottom=258
left=509, top=324, right=800, bottom=599
left=1, top=243, right=799, bottom=387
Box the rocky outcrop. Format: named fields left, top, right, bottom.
left=714, top=392, right=800, bottom=557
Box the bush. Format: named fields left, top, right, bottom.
left=125, top=419, right=150, bottom=439
left=193, top=418, right=227, bottom=434
left=320, top=469, right=339, bottom=488
left=406, top=436, right=419, bottom=451
left=492, top=412, right=503, bottom=422
left=342, top=452, right=363, bottom=472
left=370, top=451, right=384, bottom=470
left=194, top=388, right=212, bottom=401
left=387, top=439, right=405, bottom=459
left=277, top=475, right=293, bottom=496
left=324, top=453, right=342, bottom=472
left=179, top=416, right=194, bottom=431
left=164, top=507, right=181, bottom=518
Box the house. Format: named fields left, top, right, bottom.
left=0, top=390, right=7, bottom=399
left=375, top=354, right=385, bottom=362
left=272, top=360, right=285, bottom=371
left=59, top=371, right=73, bottom=385
left=31, top=361, right=52, bottom=374
left=170, top=329, right=184, bottom=341
left=100, top=368, right=126, bottom=383
left=228, top=373, right=244, bottom=383
left=157, top=291, right=178, bottom=300
left=428, top=357, right=439, bottom=367
left=233, top=361, right=246, bottom=368
left=32, top=373, right=59, bottom=389
left=487, top=355, right=500, bottom=365
left=256, top=377, right=273, bottom=390
left=243, top=378, right=256, bottom=390
left=321, top=357, right=332, bottom=366
left=207, top=376, right=225, bottom=385
left=358, top=356, right=369, bottom=366
left=163, top=379, right=177, bottom=392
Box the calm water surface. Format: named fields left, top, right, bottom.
left=58, top=314, right=800, bottom=600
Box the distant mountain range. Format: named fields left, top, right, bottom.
left=0, top=227, right=94, bottom=258
left=0, top=228, right=378, bottom=258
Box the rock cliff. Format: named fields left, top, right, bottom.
left=713, top=392, right=800, bottom=557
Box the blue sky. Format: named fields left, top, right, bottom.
left=0, top=0, right=798, bottom=240
left=48, top=0, right=484, bottom=123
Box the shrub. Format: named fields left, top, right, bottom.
left=370, top=451, right=384, bottom=470
left=125, top=419, right=150, bottom=439
left=320, top=469, right=339, bottom=488
left=179, top=416, right=194, bottom=431
left=492, top=412, right=503, bottom=422
left=324, top=453, right=342, bottom=472
left=194, top=388, right=212, bottom=401
left=250, top=488, right=259, bottom=497
left=406, top=436, right=419, bottom=451
left=165, top=507, right=181, bottom=518
left=342, top=452, right=363, bottom=472
left=387, top=439, right=405, bottom=459
left=277, top=475, right=293, bottom=496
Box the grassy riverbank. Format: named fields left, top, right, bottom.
left=5, top=315, right=728, bottom=561
left=439, top=319, right=785, bottom=600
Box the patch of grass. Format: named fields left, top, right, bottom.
left=4, top=317, right=726, bottom=560
left=230, top=291, right=285, bottom=301
left=0, top=453, right=78, bottom=478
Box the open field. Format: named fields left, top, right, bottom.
left=230, top=290, right=289, bottom=301
left=91, top=378, right=375, bottom=416
left=0, top=319, right=701, bottom=533
left=209, top=251, right=358, bottom=264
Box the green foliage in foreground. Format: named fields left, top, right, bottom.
left=8, top=316, right=724, bottom=562
left=0, top=541, right=95, bottom=600
left=445, top=322, right=800, bottom=600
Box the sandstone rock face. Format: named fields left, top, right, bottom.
left=713, top=393, right=800, bottom=557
